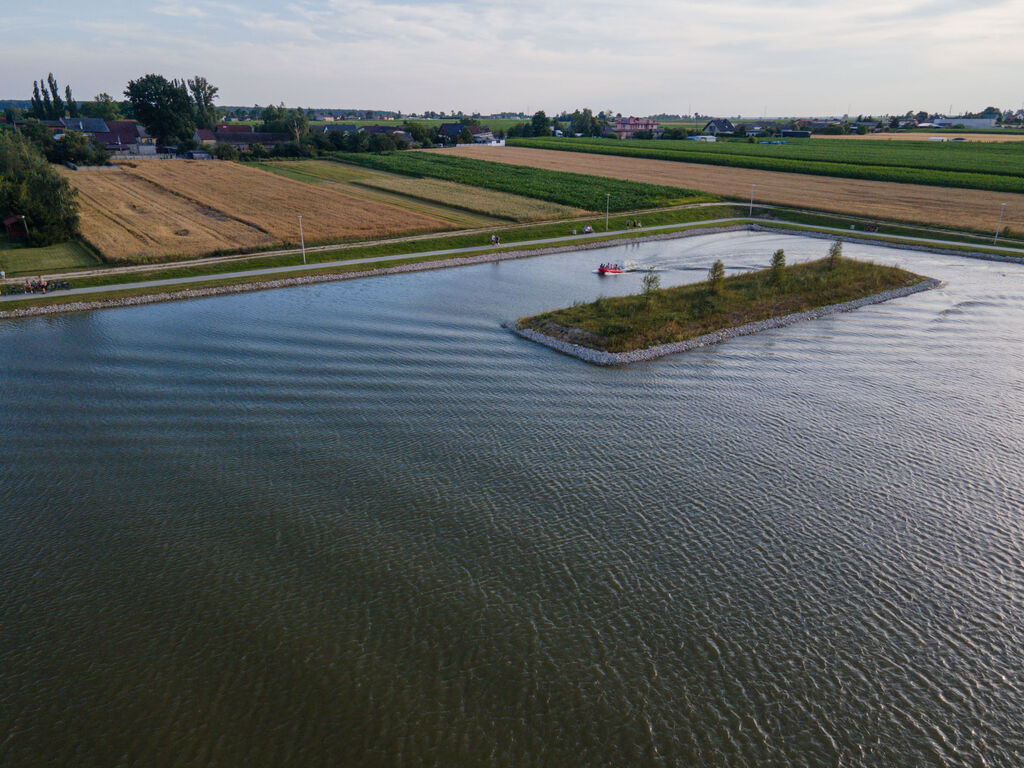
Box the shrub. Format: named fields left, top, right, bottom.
left=641, top=269, right=661, bottom=295
left=214, top=142, right=239, bottom=161
left=708, top=259, right=725, bottom=294
left=828, top=239, right=843, bottom=269
left=769, top=248, right=786, bottom=285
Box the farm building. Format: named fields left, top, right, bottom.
left=933, top=117, right=998, bottom=129
left=702, top=119, right=736, bottom=136
left=438, top=123, right=495, bottom=143
left=59, top=117, right=110, bottom=135
left=214, top=130, right=290, bottom=148
left=781, top=129, right=811, bottom=138
left=104, top=120, right=156, bottom=155
left=612, top=117, right=663, bottom=139
left=4, top=215, right=27, bottom=242
left=194, top=129, right=217, bottom=146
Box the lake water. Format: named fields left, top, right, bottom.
left=2, top=231, right=1022, bottom=767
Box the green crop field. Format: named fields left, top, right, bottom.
left=331, top=152, right=717, bottom=211
left=507, top=137, right=1024, bottom=194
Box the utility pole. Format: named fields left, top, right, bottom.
left=749, top=185, right=754, bottom=218
left=606, top=193, right=610, bottom=231
left=298, top=215, right=306, bottom=264
left=991, top=202, right=1007, bottom=244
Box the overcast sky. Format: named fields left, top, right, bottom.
left=4, top=0, right=1024, bottom=116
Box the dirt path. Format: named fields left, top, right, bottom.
left=440, top=145, right=1024, bottom=234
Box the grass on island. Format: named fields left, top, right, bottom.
left=519, top=255, right=927, bottom=353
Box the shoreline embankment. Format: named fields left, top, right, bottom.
left=0, top=225, right=750, bottom=319
left=0, top=221, right=1012, bottom=320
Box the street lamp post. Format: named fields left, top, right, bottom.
left=20, top=215, right=29, bottom=242
left=298, top=215, right=306, bottom=265
left=994, top=203, right=1007, bottom=245
left=606, top=193, right=610, bottom=231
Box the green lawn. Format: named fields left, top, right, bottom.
left=0, top=241, right=100, bottom=277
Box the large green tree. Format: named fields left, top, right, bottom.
left=531, top=110, right=551, bottom=136
left=125, top=74, right=196, bottom=146
left=81, top=93, right=122, bottom=121
left=187, top=75, right=219, bottom=129
left=0, top=131, right=79, bottom=245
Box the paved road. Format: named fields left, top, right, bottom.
left=4, top=218, right=1022, bottom=304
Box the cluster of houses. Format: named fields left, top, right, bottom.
left=9, top=116, right=160, bottom=154
left=5, top=115, right=502, bottom=155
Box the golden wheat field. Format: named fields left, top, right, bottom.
left=62, top=160, right=452, bottom=262
left=60, top=167, right=273, bottom=261
left=123, top=160, right=451, bottom=242
left=441, top=145, right=1024, bottom=234
left=355, top=174, right=588, bottom=222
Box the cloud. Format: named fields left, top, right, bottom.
left=3, top=0, right=1024, bottom=114
left=152, top=3, right=209, bottom=18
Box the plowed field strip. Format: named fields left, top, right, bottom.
left=61, top=168, right=272, bottom=261
left=122, top=160, right=451, bottom=244
left=440, top=146, right=1024, bottom=233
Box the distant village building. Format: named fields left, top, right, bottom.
left=319, top=124, right=359, bottom=135
left=214, top=129, right=291, bottom=148
left=59, top=117, right=110, bottom=135
left=193, top=129, right=217, bottom=146
left=702, top=119, right=736, bottom=136
left=438, top=123, right=495, bottom=143
left=933, top=117, right=997, bottom=129
left=612, top=117, right=662, bottom=139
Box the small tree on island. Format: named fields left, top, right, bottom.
left=642, top=269, right=660, bottom=295
left=641, top=268, right=661, bottom=307
left=828, top=238, right=843, bottom=270
left=769, top=248, right=786, bottom=286
left=708, top=259, right=725, bottom=294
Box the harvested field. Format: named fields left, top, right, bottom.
left=60, top=167, right=273, bottom=262
left=63, top=161, right=452, bottom=262
left=440, top=145, right=1024, bottom=234
left=252, top=160, right=502, bottom=228
left=356, top=174, right=588, bottom=221
left=122, top=160, right=450, bottom=244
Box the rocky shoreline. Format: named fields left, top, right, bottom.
left=506, top=278, right=943, bottom=366
left=0, top=225, right=750, bottom=320
left=751, top=224, right=1024, bottom=266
